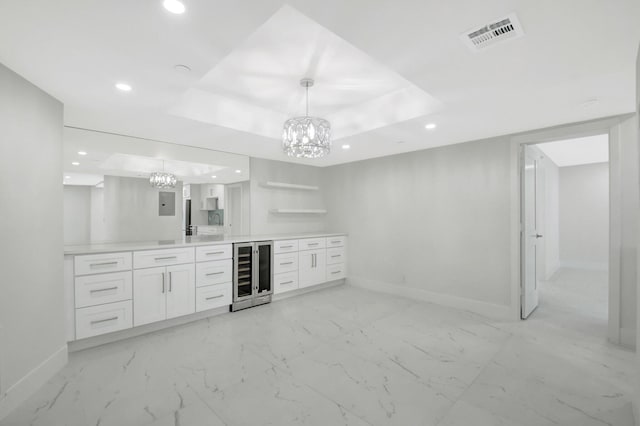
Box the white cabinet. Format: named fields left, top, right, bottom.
left=199, top=184, right=224, bottom=211
left=133, top=247, right=194, bottom=269
left=75, top=271, right=132, bottom=308
left=299, top=249, right=326, bottom=288
left=274, top=271, right=298, bottom=294
left=326, top=236, right=346, bottom=248
left=196, top=283, right=232, bottom=312
left=133, top=264, right=195, bottom=327
left=75, top=300, right=132, bottom=339
left=299, top=238, right=326, bottom=251
left=195, top=244, right=232, bottom=262
left=326, top=247, right=346, bottom=265
left=75, top=252, right=132, bottom=276
left=274, top=239, right=299, bottom=254
left=274, top=252, right=298, bottom=274
left=196, top=259, right=232, bottom=287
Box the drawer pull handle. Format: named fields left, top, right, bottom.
left=90, top=261, right=118, bottom=267
left=206, top=295, right=224, bottom=300
left=155, top=256, right=178, bottom=261
left=90, top=286, right=118, bottom=293
left=90, top=316, right=118, bottom=325
left=206, top=271, right=225, bottom=276
left=331, top=255, right=341, bottom=258
left=308, top=243, right=319, bottom=246
left=280, top=262, right=294, bottom=265
left=206, top=251, right=224, bottom=255
left=280, top=245, right=293, bottom=248
left=331, top=240, right=341, bottom=243
left=281, top=280, right=294, bottom=285
left=331, top=270, right=342, bottom=274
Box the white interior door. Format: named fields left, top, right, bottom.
left=225, top=184, right=243, bottom=236
left=521, top=145, right=541, bottom=319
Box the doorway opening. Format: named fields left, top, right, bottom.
left=520, top=134, right=609, bottom=337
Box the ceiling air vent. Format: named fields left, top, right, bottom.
left=460, top=13, right=524, bottom=51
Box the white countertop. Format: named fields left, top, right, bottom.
left=64, top=232, right=347, bottom=255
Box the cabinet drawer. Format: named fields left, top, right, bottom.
left=75, top=271, right=132, bottom=308
left=274, top=271, right=299, bottom=294
left=326, top=263, right=346, bottom=281
left=299, top=237, right=326, bottom=251
left=326, top=247, right=346, bottom=265
left=74, top=252, right=132, bottom=276
left=195, top=244, right=232, bottom=262
left=196, top=283, right=232, bottom=312
left=75, top=300, right=132, bottom=339
left=274, top=253, right=298, bottom=274
left=134, top=247, right=194, bottom=269
left=196, top=259, right=232, bottom=287
left=326, top=236, right=346, bottom=248
left=274, top=239, right=299, bottom=254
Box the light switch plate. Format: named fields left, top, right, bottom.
left=158, top=191, right=175, bottom=216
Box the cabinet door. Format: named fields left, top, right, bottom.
left=133, top=267, right=167, bottom=327
left=166, top=263, right=196, bottom=320
left=299, top=249, right=326, bottom=288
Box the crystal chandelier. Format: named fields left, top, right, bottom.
left=282, top=78, right=331, bottom=158
left=149, top=160, right=177, bottom=189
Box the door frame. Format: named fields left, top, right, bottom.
left=510, top=114, right=628, bottom=344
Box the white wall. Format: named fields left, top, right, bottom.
left=323, top=136, right=513, bottom=316
left=102, top=176, right=184, bottom=242
left=250, top=158, right=326, bottom=235
left=63, top=186, right=91, bottom=244
left=559, top=163, right=609, bottom=269
left=187, top=184, right=209, bottom=226
left=0, top=63, right=67, bottom=419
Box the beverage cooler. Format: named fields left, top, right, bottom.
left=232, top=241, right=273, bottom=311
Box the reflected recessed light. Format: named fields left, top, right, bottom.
left=163, top=0, right=185, bottom=14
left=78, top=151, right=87, bottom=156
left=174, top=64, right=191, bottom=73
left=425, top=123, right=437, bottom=130
left=211, top=175, right=217, bottom=179
left=115, top=82, right=132, bottom=92
left=341, top=144, right=351, bottom=150
left=64, top=176, right=71, bottom=179
left=71, top=162, right=80, bottom=166
left=235, top=170, right=241, bottom=173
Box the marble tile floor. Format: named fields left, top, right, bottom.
left=1, top=280, right=636, bottom=426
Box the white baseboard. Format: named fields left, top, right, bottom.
left=0, top=345, right=68, bottom=421
left=619, top=327, right=636, bottom=350
left=558, top=261, right=608, bottom=271
left=272, top=279, right=345, bottom=302
left=348, top=276, right=514, bottom=321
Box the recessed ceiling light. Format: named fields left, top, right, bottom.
left=425, top=123, right=437, bottom=130
left=115, top=82, right=132, bottom=92
left=64, top=176, right=71, bottom=179
left=211, top=175, right=217, bottom=179
left=235, top=170, right=241, bottom=173
left=163, top=0, right=185, bottom=14
left=71, top=162, right=80, bottom=166
left=341, top=144, right=351, bottom=150
left=174, top=64, right=191, bottom=73
left=77, top=151, right=87, bottom=156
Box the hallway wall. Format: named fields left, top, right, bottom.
left=559, top=162, right=609, bottom=269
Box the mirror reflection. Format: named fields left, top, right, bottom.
left=63, top=128, right=250, bottom=245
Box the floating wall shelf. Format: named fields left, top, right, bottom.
left=269, top=209, right=327, bottom=214
left=262, top=181, right=319, bottom=191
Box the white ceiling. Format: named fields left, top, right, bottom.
left=170, top=5, right=442, bottom=141
left=537, top=134, right=609, bottom=167
left=0, top=0, right=638, bottom=167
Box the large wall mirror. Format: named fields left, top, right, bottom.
left=63, top=127, right=250, bottom=245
